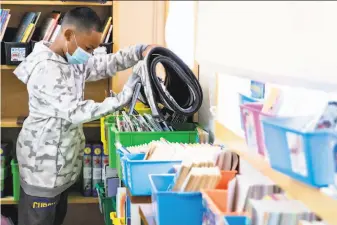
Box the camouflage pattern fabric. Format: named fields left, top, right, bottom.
left=13, top=41, right=146, bottom=197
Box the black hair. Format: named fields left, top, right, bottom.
left=62, top=7, right=103, bottom=32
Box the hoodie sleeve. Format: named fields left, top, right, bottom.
left=84, top=44, right=148, bottom=82
left=28, top=63, right=134, bottom=125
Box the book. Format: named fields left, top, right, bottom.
left=0, top=14, right=10, bottom=42
left=250, top=80, right=265, bottom=99
left=104, top=24, right=113, bottom=43
left=92, top=144, right=102, bottom=197
left=100, top=16, right=112, bottom=43
left=50, top=25, right=61, bottom=42
left=39, top=11, right=61, bottom=41
left=21, top=23, right=35, bottom=43
left=44, top=12, right=61, bottom=41
left=39, top=18, right=54, bottom=41
left=82, top=144, right=92, bottom=197
left=26, top=25, right=36, bottom=42
left=20, top=12, right=40, bottom=43
left=49, top=14, right=63, bottom=42
left=0, top=9, right=10, bottom=34
left=13, top=12, right=37, bottom=42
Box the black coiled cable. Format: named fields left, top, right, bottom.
left=140, top=47, right=203, bottom=122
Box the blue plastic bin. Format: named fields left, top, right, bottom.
left=238, top=93, right=261, bottom=129
left=262, top=116, right=337, bottom=187
left=149, top=174, right=204, bottom=225
left=124, top=155, right=181, bottom=196
left=224, top=216, right=251, bottom=225
left=117, top=150, right=142, bottom=185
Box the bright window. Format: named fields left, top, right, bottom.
left=165, top=1, right=195, bottom=68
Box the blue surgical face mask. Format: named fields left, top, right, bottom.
left=66, top=35, right=91, bottom=64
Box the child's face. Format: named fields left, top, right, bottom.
left=63, top=28, right=102, bottom=55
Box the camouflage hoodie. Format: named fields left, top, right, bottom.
left=14, top=41, right=147, bottom=197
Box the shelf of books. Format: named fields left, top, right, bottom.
left=214, top=121, right=337, bottom=225
left=1, top=1, right=113, bottom=6
left=1, top=193, right=99, bottom=205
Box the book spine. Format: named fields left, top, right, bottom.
left=49, top=25, right=61, bottom=43
left=1, top=10, right=8, bottom=33
left=27, top=25, right=36, bottom=42
left=14, top=12, right=35, bottom=42
left=21, top=23, right=34, bottom=43
left=101, top=147, right=109, bottom=184
left=43, top=19, right=56, bottom=41
left=0, top=14, right=10, bottom=42
left=104, top=25, right=113, bottom=43
left=82, top=144, right=92, bottom=197
left=92, top=144, right=102, bottom=197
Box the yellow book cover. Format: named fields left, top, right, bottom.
left=100, top=17, right=112, bottom=43
left=21, top=23, right=35, bottom=43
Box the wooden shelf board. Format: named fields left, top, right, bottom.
left=126, top=188, right=151, bottom=204
left=1, top=65, right=17, bottom=70
left=1, top=193, right=98, bottom=205
left=139, top=204, right=156, bottom=225
left=1, top=117, right=100, bottom=128
left=0, top=1, right=113, bottom=6
left=214, top=121, right=337, bottom=225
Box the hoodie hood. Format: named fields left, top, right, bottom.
left=14, top=41, right=68, bottom=84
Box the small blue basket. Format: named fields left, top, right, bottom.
left=224, top=216, right=251, bottom=225
left=238, top=93, right=261, bottom=129
left=149, top=174, right=204, bottom=225
left=117, top=150, right=142, bottom=185
left=262, top=116, right=337, bottom=187
left=123, top=155, right=181, bottom=196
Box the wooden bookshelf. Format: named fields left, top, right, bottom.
left=0, top=1, right=113, bottom=6
left=0, top=117, right=100, bottom=128
left=214, top=121, right=337, bottom=225
left=0, top=65, right=16, bottom=70
left=1, top=193, right=99, bottom=205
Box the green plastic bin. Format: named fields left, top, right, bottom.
left=106, top=116, right=198, bottom=178
left=96, top=183, right=116, bottom=225
left=1, top=167, right=8, bottom=197
left=11, top=160, right=20, bottom=201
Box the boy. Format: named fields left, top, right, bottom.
left=13, top=7, right=154, bottom=225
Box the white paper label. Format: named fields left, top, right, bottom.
left=93, top=168, right=102, bottom=180
left=11, top=48, right=26, bottom=61
left=287, top=132, right=307, bottom=177
left=243, top=109, right=258, bottom=152
left=83, top=167, right=92, bottom=179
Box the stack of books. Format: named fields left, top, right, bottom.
left=13, top=11, right=63, bottom=43
left=39, top=11, right=63, bottom=43
left=13, top=12, right=41, bottom=43
left=7, top=11, right=112, bottom=44
left=0, top=9, right=11, bottom=41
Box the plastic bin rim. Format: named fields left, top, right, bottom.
left=262, top=118, right=337, bottom=136
left=109, top=125, right=196, bottom=134
left=239, top=93, right=262, bottom=101
left=124, top=156, right=182, bottom=164
left=149, top=174, right=201, bottom=196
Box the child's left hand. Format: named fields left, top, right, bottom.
left=142, top=44, right=160, bottom=57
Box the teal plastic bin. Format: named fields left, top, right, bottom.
left=96, top=183, right=116, bottom=225
left=11, top=160, right=20, bottom=201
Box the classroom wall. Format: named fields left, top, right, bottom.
left=195, top=1, right=337, bottom=92
left=112, top=1, right=166, bottom=93
left=198, top=68, right=216, bottom=142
